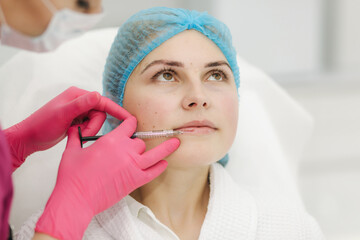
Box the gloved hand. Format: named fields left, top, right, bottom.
left=35, top=116, right=180, bottom=240
left=4, top=86, right=121, bottom=171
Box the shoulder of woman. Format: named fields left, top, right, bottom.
left=215, top=164, right=325, bottom=239
left=246, top=188, right=324, bottom=239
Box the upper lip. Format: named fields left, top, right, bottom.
left=175, top=120, right=217, bottom=130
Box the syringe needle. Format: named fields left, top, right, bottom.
left=78, top=128, right=186, bottom=147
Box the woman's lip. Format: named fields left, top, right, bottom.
left=174, top=120, right=217, bottom=135
left=177, top=126, right=216, bottom=135
left=175, top=120, right=216, bottom=130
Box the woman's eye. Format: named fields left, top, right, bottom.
left=157, top=72, right=175, bottom=82
left=208, top=72, right=223, bottom=81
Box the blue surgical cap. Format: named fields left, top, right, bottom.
left=103, top=7, right=239, bottom=106
left=103, top=7, right=239, bottom=166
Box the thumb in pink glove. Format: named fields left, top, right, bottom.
left=35, top=115, right=180, bottom=240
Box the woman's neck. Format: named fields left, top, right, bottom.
left=131, top=165, right=211, bottom=239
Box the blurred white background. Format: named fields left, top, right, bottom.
left=1, top=0, right=359, bottom=239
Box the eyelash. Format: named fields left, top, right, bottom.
left=150, top=67, right=228, bottom=81
left=208, top=68, right=228, bottom=81
left=151, top=67, right=176, bottom=81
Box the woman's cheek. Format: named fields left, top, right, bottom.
left=220, top=93, right=238, bottom=123
left=135, top=96, right=176, bottom=131
left=219, top=93, right=239, bottom=146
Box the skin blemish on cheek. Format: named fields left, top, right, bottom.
left=154, top=111, right=158, bottom=114
left=152, top=125, right=156, bottom=129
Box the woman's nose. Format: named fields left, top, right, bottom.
left=182, top=86, right=210, bottom=110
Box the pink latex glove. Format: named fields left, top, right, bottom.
left=35, top=116, right=180, bottom=240
left=4, top=87, right=114, bottom=171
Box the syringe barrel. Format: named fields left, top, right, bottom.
left=133, top=130, right=181, bottom=139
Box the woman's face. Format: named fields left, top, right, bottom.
left=123, top=30, right=238, bottom=168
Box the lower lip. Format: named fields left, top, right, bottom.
left=177, top=127, right=216, bottom=135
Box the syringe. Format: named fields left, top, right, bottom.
left=78, top=127, right=184, bottom=148
left=132, top=130, right=184, bottom=139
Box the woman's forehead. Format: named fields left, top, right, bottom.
left=138, top=30, right=228, bottom=69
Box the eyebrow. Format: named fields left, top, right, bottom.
left=141, top=59, right=232, bottom=74
left=205, top=61, right=231, bottom=70
left=141, top=60, right=184, bottom=74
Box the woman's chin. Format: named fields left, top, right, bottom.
left=145, top=138, right=228, bottom=168
left=164, top=151, right=221, bottom=169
